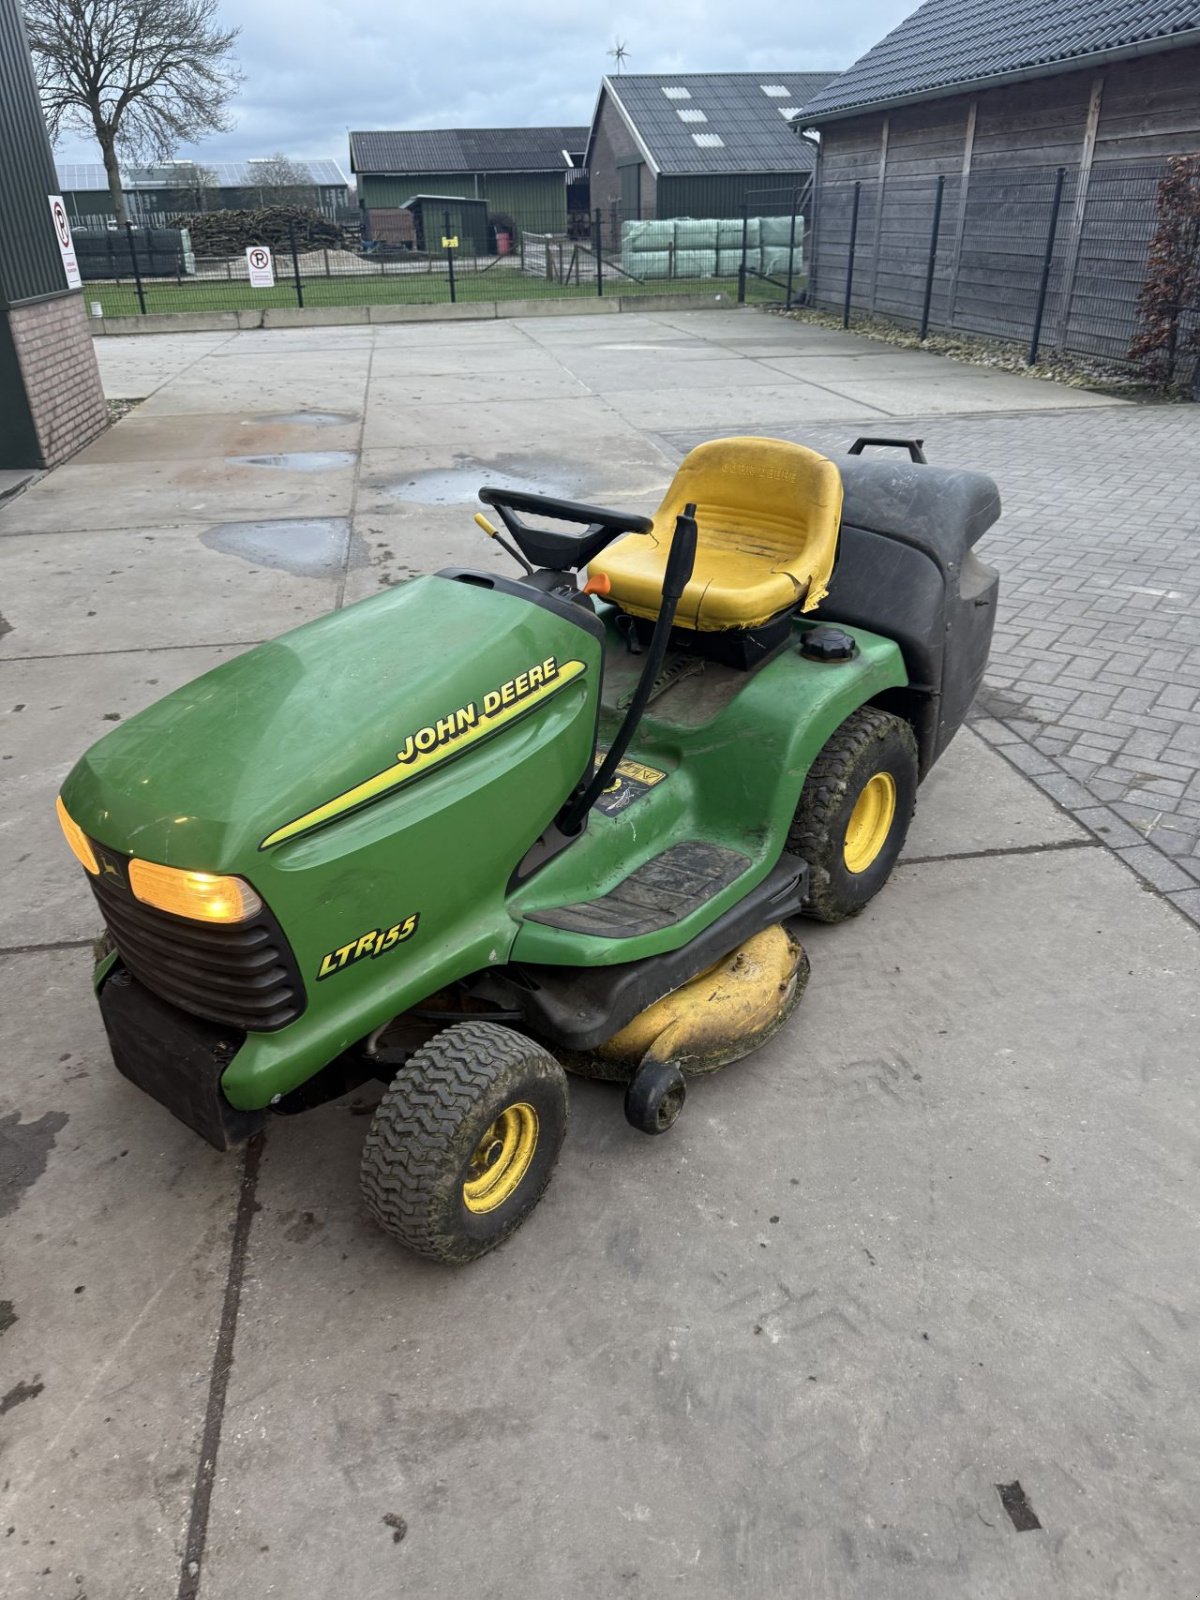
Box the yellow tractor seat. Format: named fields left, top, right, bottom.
left=589, top=437, right=844, bottom=633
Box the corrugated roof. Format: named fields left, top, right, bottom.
left=798, top=0, right=1200, bottom=121
left=349, top=127, right=589, bottom=175
left=590, top=72, right=837, bottom=174
left=55, top=158, right=349, bottom=190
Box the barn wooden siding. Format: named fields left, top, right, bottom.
left=808, top=44, right=1200, bottom=361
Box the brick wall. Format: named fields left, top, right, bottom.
left=6, top=293, right=108, bottom=466
left=590, top=92, right=656, bottom=218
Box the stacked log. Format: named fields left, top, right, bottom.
left=165, top=205, right=344, bottom=257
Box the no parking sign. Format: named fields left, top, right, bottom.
left=48, top=195, right=81, bottom=289
left=246, top=246, right=275, bottom=288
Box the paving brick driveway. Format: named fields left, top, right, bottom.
left=668, top=402, right=1200, bottom=925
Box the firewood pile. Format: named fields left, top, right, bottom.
left=165, top=205, right=344, bottom=257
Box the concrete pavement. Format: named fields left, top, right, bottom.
left=1, top=309, right=1197, bottom=1600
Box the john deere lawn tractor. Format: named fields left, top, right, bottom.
left=56, top=434, right=999, bottom=1264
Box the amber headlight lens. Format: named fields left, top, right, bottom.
left=56, top=796, right=99, bottom=875
left=128, top=860, right=263, bottom=924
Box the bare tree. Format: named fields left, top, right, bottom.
left=169, top=159, right=218, bottom=213
left=249, top=153, right=316, bottom=207
left=24, top=0, right=240, bottom=224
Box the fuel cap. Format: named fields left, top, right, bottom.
left=800, top=626, right=856, bottom=662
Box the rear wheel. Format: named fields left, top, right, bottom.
left=788, top=706, right=918, bottom=923
left=360, top=1021, right=568, bottom=1265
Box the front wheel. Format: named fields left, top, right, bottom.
left=788, top=706, right=918, bottom=923
left=360, top=1021, right=568, bottom=1265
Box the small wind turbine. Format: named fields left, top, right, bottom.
left=608, top=40, right=630, bottom=74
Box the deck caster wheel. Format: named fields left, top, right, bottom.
left=624, top=1059, right=686, bottom=1135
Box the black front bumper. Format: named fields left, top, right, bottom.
left=99, top=961, right=266, bottom=1151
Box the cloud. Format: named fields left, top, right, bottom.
left=51, top=0, right=916, bottom=169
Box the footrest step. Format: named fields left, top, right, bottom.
left=525, top=841, right=751, bottom=939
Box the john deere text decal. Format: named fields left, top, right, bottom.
left=261, top=656, right=586, bottom=849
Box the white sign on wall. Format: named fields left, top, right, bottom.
left=246, top=246, right=275, bottom=288
left=48, top=195, right=82, bottom=289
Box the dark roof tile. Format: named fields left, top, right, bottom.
left=349, top=127, right=588, bottom=175
left=596, top=72, right=837, bottom=173
left=799, top=0, right=1200, bottom=120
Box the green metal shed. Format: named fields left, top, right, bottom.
left=349, top=126, right=588, bottom=238
left=400, top=195, right=490, bottom=255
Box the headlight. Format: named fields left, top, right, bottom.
left=56, top=795, right=99, bottom=875
left=127, top=860, right=263, bottom=924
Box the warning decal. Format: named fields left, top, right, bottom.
left=591, top=753, right=668, bottom=817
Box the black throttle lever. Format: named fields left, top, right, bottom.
left=558, top=503, right=699, bottom=835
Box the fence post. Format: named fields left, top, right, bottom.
left=595, top=207, right=604, bottom=296
left=737, top=201, right=750, bottom=304
left=842, top=182, right=861, bottom=329
left=125, top=221, right=147, bottom=315
left=1028, top=166, right=1066, bottom=365
left=288, top=222, right=304, bottom=308
left=919, top=174, right=946, bottom=341
left=443, top=211, right=457, bottom=303
left=785, top=188, right=800, bottom=308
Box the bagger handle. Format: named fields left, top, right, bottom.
left=847, top=436, right=927, bottom=463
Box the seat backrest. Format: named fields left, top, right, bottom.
left=655, top=436, right=843, bottom=612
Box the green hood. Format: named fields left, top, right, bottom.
left=62, top=574, right=595, bottom=873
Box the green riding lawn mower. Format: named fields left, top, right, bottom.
left=57, top=434, right=1000, bottom=1264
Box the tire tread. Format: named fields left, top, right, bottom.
left=360, top=1021, right=566, bottom=1264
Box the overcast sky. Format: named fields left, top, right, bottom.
left=51, top=0, right=916, bottom=172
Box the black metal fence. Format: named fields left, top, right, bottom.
left=810, top=158, right=1199, bottom=379
left=75, top=194, right=810, bottom=321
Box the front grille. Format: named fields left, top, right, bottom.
left=90, top=857, right=304, bottom=1032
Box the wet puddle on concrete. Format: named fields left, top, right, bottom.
left=202, top=518, right=365, bottom=577
left=383, top=457, right=581, bottom=506
left=256, top=411, right=359, bottom=427
left=225, top=451, right=357, bottom=472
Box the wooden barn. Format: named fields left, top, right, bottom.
left=797, top=0, right=1200, bottom=363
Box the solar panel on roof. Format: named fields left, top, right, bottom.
left=56, top=157, right=347, bottom=189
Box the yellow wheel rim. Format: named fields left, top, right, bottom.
left=462, top=1102, right=539, bottom=1215
left=843, top=771, right=897, bottom=874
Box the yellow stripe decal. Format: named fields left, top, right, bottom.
left=260, top=657, right=586, bottom=850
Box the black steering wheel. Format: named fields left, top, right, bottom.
left=478, top=486, right=652, bottom=571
